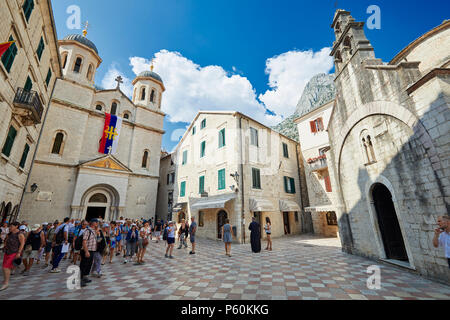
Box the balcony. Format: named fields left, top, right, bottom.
left=307, top=155, right=328, bottom=172
left=13, top=87, right=44, bottom=126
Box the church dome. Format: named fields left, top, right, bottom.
left=138, top=70, right=163, bottom=83
left=63, top=34, right=98, bottom=54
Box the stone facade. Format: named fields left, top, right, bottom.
left=0, top=0, right=61, bottom=223
left=170, top=111, right=306, bottom=243
left=294, top=100, right=339, bottom=238
left=155, top=151, right=177, bottom=222
left=327, top=10, right=450, bottom=283
left=19, top=30, right=165, bottom=224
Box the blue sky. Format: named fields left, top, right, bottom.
left=51, top=0, right=449, bottom=151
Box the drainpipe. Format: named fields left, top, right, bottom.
left=238, top=116, right=245, bottom=244
left=295, top=143, right=311, bottom=233
left=16, top=77, right=60, bottom=221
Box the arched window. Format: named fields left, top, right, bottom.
left=51, top=132, right=64, bottom=155
left=96, top=105, right=102, bottom=111
left=335, top=50, right=342, bottom=63
left=87, top=64, right=93, bottom=81
left=150, top=89, right=155, bottom=103
left=73, top=57, right=82, bottom=73
left=89, top=193, right=107, bottom=203
left=61, top=52, right=68, bottom=69
left=343, top=36, right=353, bottom=55
left=335, top=22, right=341, bottom=33
left=361, top=134, right=376, bottom=164
left=140, top=87, right=146, bottom=101
left=111, top=102, right=117, bottom=115
left=142, top=150, right=149, bottom=168
left=123, top=112, right=130, bottom=120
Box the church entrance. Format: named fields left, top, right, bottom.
left=86, top=207, right=106, bottom=222
left=84, top=192, right=109, bottom=222
left=217, top=210, right=228, bottom=239
left=372, top=183, right=408, bottom=262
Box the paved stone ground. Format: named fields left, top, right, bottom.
left=0, top=235, right=449, bottom=300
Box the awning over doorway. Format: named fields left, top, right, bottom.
left=304, top=205, right=335, bottom=213
left=172, top=202, right=187, bottom=213
left=249, top=198, right=276, bottom=212
left=279, top=199, right=301, bottom=212
left=190, top=193, right=236, bottom=210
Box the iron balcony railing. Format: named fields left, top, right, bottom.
left=13, top=87, right=44, bottom=125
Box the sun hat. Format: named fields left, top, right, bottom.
left=31, top=224, right=40, bottom=232
left=19, top=225, right=27, bottom=231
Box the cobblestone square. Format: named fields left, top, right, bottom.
left=1, top=235, right=449, bottom=300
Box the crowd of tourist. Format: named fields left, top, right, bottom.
left=0, top=216, right=198, bottom=290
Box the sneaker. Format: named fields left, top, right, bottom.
left=169, top=256, right=174, bottom=259
left=123, top=259, right=128, bottom=264
left=49, top=268, right=61, bottom=273
left=115, top=252, right=120, bottom=256
left=164, top=254, right=168, bottom=258
left=189, top=251, right=195, bottom=255
left=177, top=247, right=181, bottom=249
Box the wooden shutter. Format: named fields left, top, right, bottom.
left=2, top=126, right=17, bottom=157
left=19, top=144, right=30, bottom=168
left=24, top=76, right=33, bottom=91
left=324, top=174, right=332, bottom=192
left=284, top=176, right=289, bottom=193
left=199, top=176, right=204, bottom=194
left=310, top=121, right=316, bottom=133
left=180, top=182, right=186, bottom=197
left=290, top=178, right=296, bottom=193
left=218, top=169, right=225, bottom=190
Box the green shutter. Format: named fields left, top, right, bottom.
left=192, top=126, right=196, bottom=135
left=2, top=36, right=18, bottom=73
left=2, top=126, right=17, bottom=157
left=283, top=143, right=289, bottom=158
left=201, top=119, right=206, bottom=129
left=180, top=181, right=186, bottom=197
left=24, top=76, right=32, bottom=91
left=182, top=150, right=187, bottom=165
left=284, top=176, right=289, bottom=193
left=290, top=178, right=296, bottom=193
left=219, top=129, right=225, bottom=148
left=218, top=169, right=225, bottom=190
left=200, top=141, right=205, bottom=158
left=19, top=144, right=30, bottom=169
left=45, top=68, right=52, bottom=86
left=252, top=168, right=261, bottom=189
left=199, top=176, right=205, bottom=194
left=36, top=37, right=44, bottom=61
left=23, top=0, right=35, bottom=22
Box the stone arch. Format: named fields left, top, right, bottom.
left=50, top=130, right=68, bottom=155
left=334, top=101, right=441, bottom=175
left=80, top=184, right=120, bottom=221
left=364, top=175, right=416, bottom=268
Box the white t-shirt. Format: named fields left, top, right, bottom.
left=140, top=227, right=151, bottom=240
left=1, top=227, right=9, bottom=240
left=438, top=232, right=450, bottom=258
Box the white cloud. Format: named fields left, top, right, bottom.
left=101, top=48, right=333, bottom=128
left=259, top=48, right=334, bottom=118
left=100, top=63, right=134, bottom=98
left=129, top=51, right=281, bottom=126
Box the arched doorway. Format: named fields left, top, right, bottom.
left=1, top=202, right=12, bottom=224
left=85, top=193, right=108, bottom=222
left=217, top=210, right=228, bottom=239
left=372, top=183, right=408, bottom=261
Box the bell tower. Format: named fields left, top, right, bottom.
left=132, top=60, right=165, bottom=112
left=330, top=10, right=377, bottom=75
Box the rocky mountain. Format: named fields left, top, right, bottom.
left=272, top=73, right=336, bottom=141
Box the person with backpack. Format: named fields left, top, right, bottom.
left=80, top=219, right=97, bottom=287
left=49, top=217, right=70, bottom=273
left=42, top=221, right=57, bottom=268
left=121, top=220, right=131, bottom=258
left=72, top=220, right=87, bottom=265
left=21, top=224, right=45, bottom=276
left=91, top=223, right=107, bottom=278
left=124, top=224, right=139, bottom=264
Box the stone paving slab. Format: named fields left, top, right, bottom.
left=0, top=235, right=449, bottom=300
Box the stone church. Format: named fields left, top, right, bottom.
left=20, top=32, right=166, bottom=223
left=327, top=10, right=449, bottom=282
